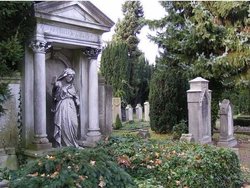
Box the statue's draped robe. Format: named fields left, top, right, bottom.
left=53, top=82, right=79, bottom=147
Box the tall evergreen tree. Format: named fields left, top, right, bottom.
left=113, top=1, right=144, bottom=58
left=101, top=1, right=152, bottom=106
left=100, top=41, right=131, bottom=102
left=0, top=2, right=34, bottom=114
left=148, top=1, right=250, bottom=132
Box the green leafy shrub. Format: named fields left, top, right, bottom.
left=114, top=114, right=122, bottom=130
left=7, top=147, right=135, bottom=188
left=172, top=120, right=188, bottom=140
left=101, top=135, right=243, bottom=188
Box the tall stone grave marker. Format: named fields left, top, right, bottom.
left=112, top=97, right=121, bottom=124
left=126, top=104, right=133, bottom=122
left=144, top=101, right=150, bottom=122
left=136, top=104, right=143, bottom=122
left=217, top=99, right=237, bottom=147
left=98, top=76, right=113, bottom=136
left=187, top=77, right=212, bottom=144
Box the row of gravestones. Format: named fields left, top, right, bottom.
left=112, top=98, right=150, bottom=123
left=181, top=77, right=237, bottom=148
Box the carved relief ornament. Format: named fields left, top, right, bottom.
left=83, top=47, right=101, bottom=60
left=29, top=40, right=51, bottom=53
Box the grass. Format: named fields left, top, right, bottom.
left=112, top=121, right=172, bottom=140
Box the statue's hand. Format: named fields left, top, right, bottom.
left=75, top=98, right=80, bottom=106
left=55, top=81, right=62, bottom=87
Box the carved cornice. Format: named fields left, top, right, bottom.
left=29, top=40, right=51, bottom=53
left=83, top=47, right=101, bottom=60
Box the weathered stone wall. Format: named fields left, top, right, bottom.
left=0, top=77, right=20, bottom=148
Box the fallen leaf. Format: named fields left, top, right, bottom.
left=90, top=160, right=96, bottom=166
left=27, top=172, right=38, bottom=177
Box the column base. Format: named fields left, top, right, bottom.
left=31, top=142, right=52, bottom=150
left=199, top=136, right=212, bottom=145
left=86, top=130, right=102, bottom=143
left=217, top=137, right=238, bottom=148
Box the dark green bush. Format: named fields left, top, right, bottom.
left=114, top=114, right=122, bottom=130
left=101, top=135, right=243, bottom=188
left=7, top=147, right=135, bottom=188
left=149, top=66, right=188, bottom=133
left=172, top=120, right=188, bottom=140
left=234, top=115, right=250, bottom=127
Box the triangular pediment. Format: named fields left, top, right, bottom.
left=35, top=1, right=114, bottom=30
left=52, top=5, right=97, bottom=23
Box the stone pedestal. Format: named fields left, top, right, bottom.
left=144, top=101, right=150, bottom=122
left=187, top=77, right=212, bottom=144
left=217, top=99, right=237, bottom=147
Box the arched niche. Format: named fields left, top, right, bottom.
left=45, top=50, right=73, bottom=146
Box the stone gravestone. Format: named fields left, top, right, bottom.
left=136, top=104, right=143, bottom=122
left=22, top=1, right=114, bottom=151
left=125, top=105, right=129, bottom=122
left=126, top=104, right=133, bottom=122
left=217, top=99, right=237, bottom=147
left=180, top=134, right=194, bottom=143
left=0, top=76, right=20, bottom=170
left=112, top=97, right=122, bottom=124
left=98, top=76, right=113, bottom=137
left=144, top=101, right=150, bottom=122
left=187, top=77, right=212, bottom=144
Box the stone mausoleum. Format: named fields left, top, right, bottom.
left=22, top=1, right=114, bottom=150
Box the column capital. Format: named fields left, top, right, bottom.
left=83, top=47, right=101, bottom=60
left=29, top=40, right=51, bottom=53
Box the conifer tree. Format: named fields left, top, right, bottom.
left=101, top=1, right=152, bottom=106
left=100, top=41, right=131, bottom=102
left=113, top=1, right=144, bottom=58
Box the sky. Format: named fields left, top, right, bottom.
left=91, top=0, right=166, bottom=64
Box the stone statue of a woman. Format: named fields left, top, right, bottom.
left=52, top=68, right=79, bottom=148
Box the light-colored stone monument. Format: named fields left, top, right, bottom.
left=217, top=99, right=237, bottom=147
left=144, top=101, right=150, bottom=122
left=112, top=97, right=121, bottom=124
left=22, top=1, right=114, bottom=150
left=99, top=76, right=113, bottom=136
left=125, top=105, right=129, bottom=121
left=136, top=104, right=143, bottom=122
left=126, top=104, right=133, bottom=122
left=187, top=77, right=212, bottom=144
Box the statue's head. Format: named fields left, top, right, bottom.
left=58, top=68, right=75, bottom=83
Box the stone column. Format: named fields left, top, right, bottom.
left=83, top=47, right=101, bottom=142
left=29, top=40, right=52, bottom=149
left=187, top=77, right=212, bottom=144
